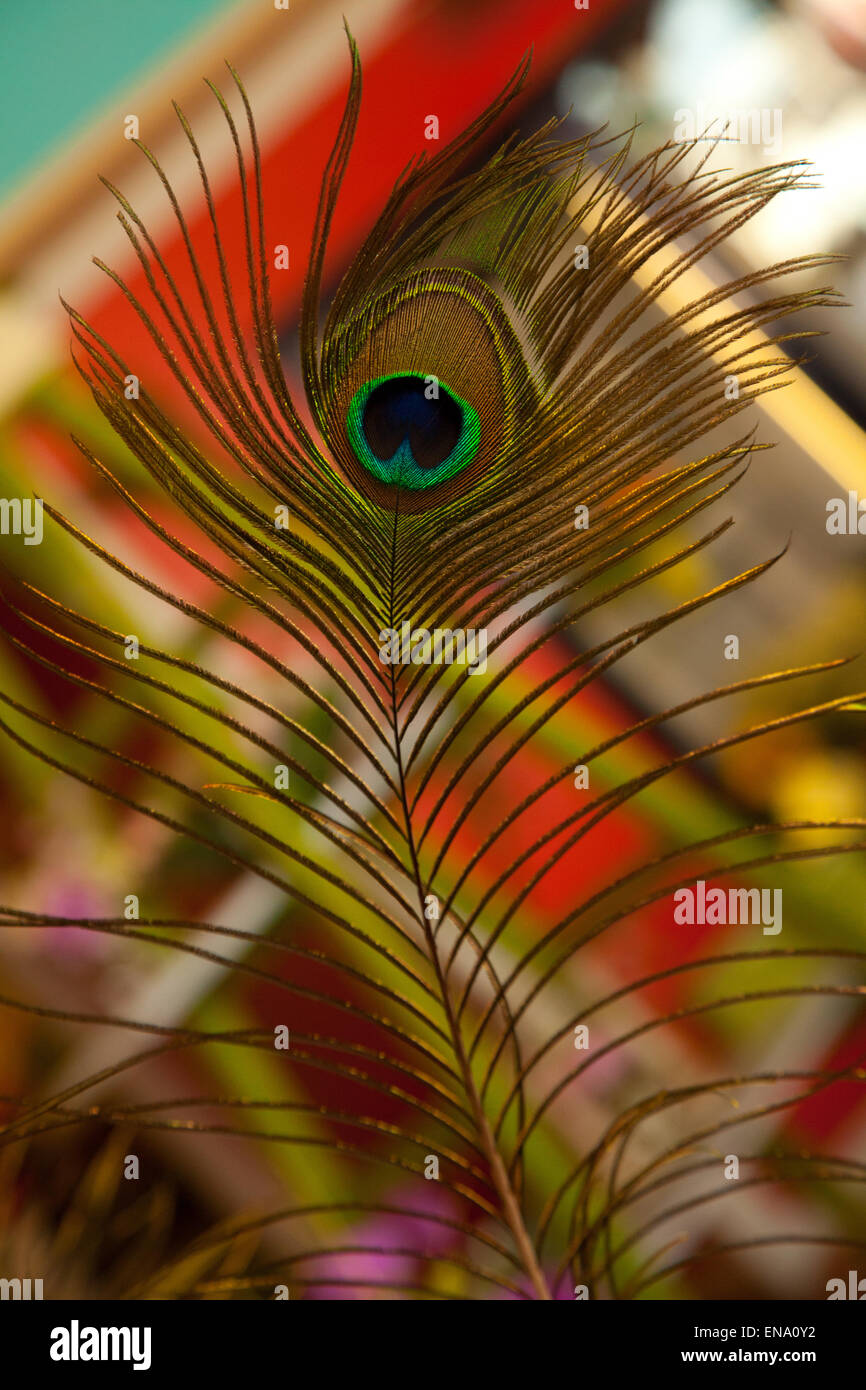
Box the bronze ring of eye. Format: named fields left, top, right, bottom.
left=345, top=373, right=481, bottom=490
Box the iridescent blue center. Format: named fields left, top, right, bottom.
left=346, top=373, right=480, bottom=490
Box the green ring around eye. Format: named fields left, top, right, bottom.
left=345, top=373, right=481, bottom=491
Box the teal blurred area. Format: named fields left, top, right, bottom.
left=0, top=0, right=237, bottom=198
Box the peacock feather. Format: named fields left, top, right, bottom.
left=2, top=31, right=865, bottom=1301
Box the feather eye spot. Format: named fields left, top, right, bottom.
left=346, top=373, right=480, bottom=490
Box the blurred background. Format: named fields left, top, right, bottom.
left=1, top=0, right=865, bottom=1300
